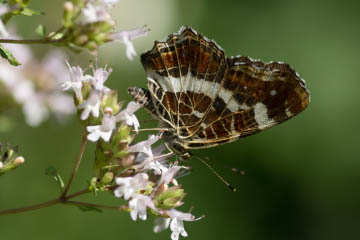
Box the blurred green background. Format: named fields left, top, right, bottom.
left=1, top=0, right=360, bottom=239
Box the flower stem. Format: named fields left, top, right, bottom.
left=61, top=133, right=87, bottom=198
left=0, top=188, right=91, bottom=216
left=0, top=199, right=60, bottom=216
left=66, top=200, right=127, bottom=211
left=0, top=38, right=63, bottom=44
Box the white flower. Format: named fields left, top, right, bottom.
left=158, top=163, right=185, bottom=187
left=109, top=26, right=149, bottom=60
left=79, top=3, right=111, bottom=24
left=170, top=217, right=188, bottom=240
left=91, top=66, right=112, bottom=91
left=23, top=93, right=49, bottom=127
left=78, top=90, right=101, bottom=120
left=86, top=108, right=116, bottom=142
left=114, top=173, right=149, bottom=200
left=0, top=161, right=3, bottom=170
left=128, top=135, right=160, bottom=159
left=134, top=144, right=169, bottom=175
left=115, top=101, right=141, bottom=132
left=154, top=218, right=171, bottom=233
left=129, top=194, right=156, bottom=221
left=62, top=61, right=92, bottom=101
left=94, top=0, right=120, bottom=7
left=154, top=209, right=196, bottom=240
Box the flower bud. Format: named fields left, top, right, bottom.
left=75, top=35, right=89, bottom=46
left=155, top=185, right=186, bottom=209
left=101, top=171, right=114, bottom=184
left=13, top=156, right=24, bottom=166
left=64, top=1, right=74, bottom=12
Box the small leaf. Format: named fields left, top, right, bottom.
left=35, top=24, right=46, bottom=37
left=77, top=205, right=103, bottom=213
left=0, top=44, right=21, bottom=66
left=44, top=166, right=65, bottom=191
left=20, top=8, right=44, bottom=16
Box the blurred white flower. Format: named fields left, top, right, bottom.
left=0, top=161, right=3, bottom=170
left=114, top=173, right=149, bottom=200
left=115, top=101, right=141, bottom=132
left=91, top=0, right=120, bottom=8
left=109, top=26, right=149, bottom=60
left=129, top=194, right=156, bottom=221
left=79, top=3, right=111, bottom=24
left=0, top=40, right=76, bottom=126
left=154, top=218, right=171, bottom=233
left=128, top=135, right=160, bottom=159
left=86, top=108, right=116, bottom=142
left=78, top=90, right=101, bottom=120
left=22, top=93, right=49, bottom=127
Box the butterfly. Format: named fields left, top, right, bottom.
left=129, top=26, right=310, bottom=159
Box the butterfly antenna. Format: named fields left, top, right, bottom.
left=195, top=156, right=236, bottom=192
left=135, top=128, right=171, bottom=132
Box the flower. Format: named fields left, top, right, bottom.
left=116, top=101, right=141, bottom=132
left=129, top=194, right=156, bottom=221
left=170, top=217, right=188, bottom=240
left=62, top=60, right=93, bottom=101
left=157, top=163, right=185, bottom=187
left=128, top=135, right=160, bottom=159
left=94, top=0, right=120, bottom=7
left=86, top=108, right=116, bottom=142
left=154, top=209, right=197, bottom=240
left=79, top=3, right=111, bottom=24
left=78, top=90, right=101, bottom=120
left=0, top=161, right=3, bottom=170
left=154, top=218, right=171, bottom=233
left=109, top=26, right=149, bottom=60
left=134, top=144, right=169, bottom=175
left=91, top=65, right=112, bottom=91
left=114, top=173, right=149, bottom=200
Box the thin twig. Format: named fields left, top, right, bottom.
left=0, top=38, right=63, bottom=44
left=61, top=133, right=87, bottom=198
left=66, top=200, right=127, bottom=211
left=0, top=198, right=60, bottom=216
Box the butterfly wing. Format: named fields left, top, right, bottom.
left=141, top=26, right=226, bottom=137
left=186, top=56, right=310, bottom=149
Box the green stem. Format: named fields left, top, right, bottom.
left=0, top=198, right=60, bottom=216
left=66, top=200, right=127, bottom=211
left=0, top=38, right=63, bottom=44
left=61, top=133, right=87, bottom=198
left=0, top=188, right=91, bottom=216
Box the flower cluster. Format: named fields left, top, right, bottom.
left=63, top=61, right=201, bottom=240
left=60, top=0, right=149, bottom=58
left=0, top=142, right=25, bottom=175
left=0, top=41, right=75, bottom=127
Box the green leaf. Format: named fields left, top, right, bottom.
left=76, top=205, right=103, bottom=213
left=44, top=166, right=65, bottom=191
left=35, top=24, right=46, bottom=37
left=20, top=8, right=44, bottom=16
left=0, top=44, right=21, bottom=66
